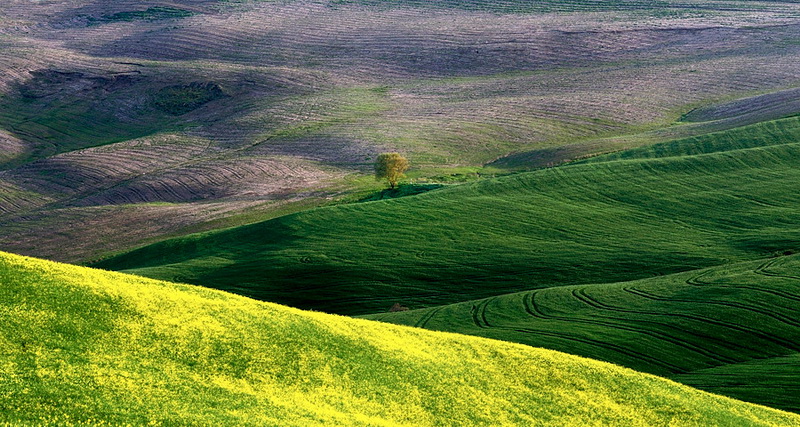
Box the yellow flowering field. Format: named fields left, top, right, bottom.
left=1, top=251, right=798, bottom=426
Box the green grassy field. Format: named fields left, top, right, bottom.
left=673, top=353, right=800, bottom=415
left=0, top=92, right=173, bottom=168
left=95, top=116, right=800, bottom=315
left=2, top=0, right=800, bottom=262
left=2, top=251, right=799, bottom=426
left=367, top=255, right=800, bottom=412
left=585, top=115, right=800, bottom=163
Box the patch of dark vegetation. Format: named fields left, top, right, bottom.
left=0, top=68, right=176, bottom=165
left=487, top=144, right=598, bottom=170
left=429, top=172, right=501, bottom=182
left=18, top=70, right=141, bottom=100
left=359, top=183, right=444, bottom=202
left=93, top=7, right=195, bottom=24
left=153, top=82, right=227, bottom=116
left=388, top=303, right=410, bottom=312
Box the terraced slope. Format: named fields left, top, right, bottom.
left=95, top=119, right=800, bottom=315
left=585, top=115, right=800, bottom=162
left=681, top=87, right=800, bottom=125
left=3, top=251, right=800, bottom=426
left=367, top=255, right=800, bottom=413
left=3, top=1, right=800, bottom=261
left=491, top=88, right=800, bottom=169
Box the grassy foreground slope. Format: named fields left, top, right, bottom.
left=4, top=252, right=799, bottom=426
left=95, top=118, right=800, bottom=315
left=367, top=255, right=800, bottom=412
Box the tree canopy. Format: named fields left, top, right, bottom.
left=374, top=153, right=409, bottom=189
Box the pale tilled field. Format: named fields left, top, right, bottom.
left=2, top=0, right=800, bottom=260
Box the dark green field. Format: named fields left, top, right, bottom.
left=95, top=116, right=800, bottom=315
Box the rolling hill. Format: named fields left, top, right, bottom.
left=367, top=254, right=800, bottom=413
left=2, top=0, right=800, bottom=262
left=3, top=1, right=800, bottom=424
left=2, top=250, right=800, bottom=426
left=95, top=116, right=800, bottom=315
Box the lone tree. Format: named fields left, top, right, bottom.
left=374, top=152, right=409, bottom=189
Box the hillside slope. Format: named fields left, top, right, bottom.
left=95, top=118, right=800, bottom=315
left=2, top=251, right=800, bottom=426
left=3, top=0, right=800, bottom=261
left=585, top=115, right=800, bottom=163
left=367, top=255, right=800, bottom=412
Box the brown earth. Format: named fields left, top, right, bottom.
left=1, top=0, right=800, bottom=261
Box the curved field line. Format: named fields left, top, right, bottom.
left=623, top=287, right=800, bottom=328
left=572, top=288, right=800, bottom=352
left=479, top=298, right=492, bottom=329
left=510, top=327, right=683, bottom=372
left=415, top=306, right=445, bottom=329
left=470, top=298, right=493, bottom=329
left=523, top=291, right=739, bottom=365
left=462, top=293, right=681, bottom=370
left=686, top=262, right=800, bottom=303
left=754, top=257, right=800, bottom=281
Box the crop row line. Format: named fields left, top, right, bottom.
left=623, top=286, right=800, bottom=328
left=524, top=291, right=740, bottom=366
left=572, top=288, right=800, bottom=352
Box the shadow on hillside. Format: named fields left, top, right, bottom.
left=358, top=183, right=444, bottom=202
